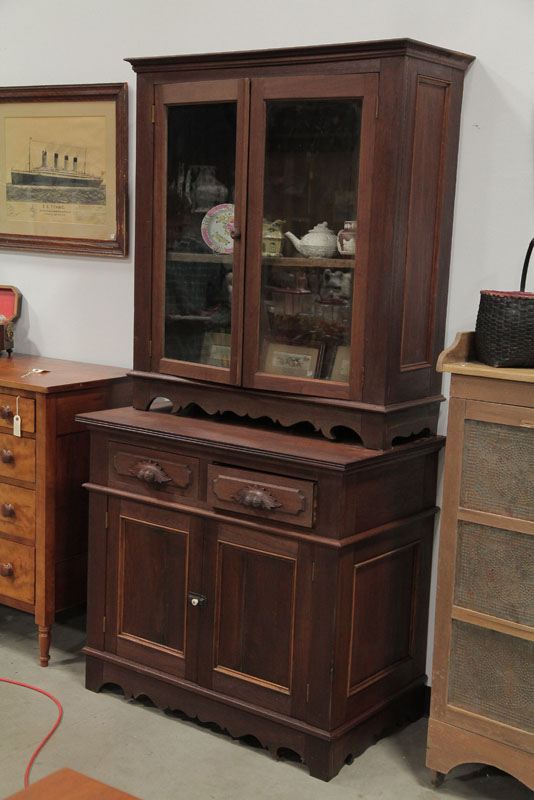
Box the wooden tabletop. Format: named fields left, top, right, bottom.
left=437, top=332, right=534, bottom=382
left=4, top=768, right=142, bottom=799
left=0, top=354, right=129, bottom=393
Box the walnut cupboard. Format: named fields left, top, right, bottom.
left=79, top=39, right=473, bottom=780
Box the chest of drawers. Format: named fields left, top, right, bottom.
left=0, top=354, right=130, bottom=665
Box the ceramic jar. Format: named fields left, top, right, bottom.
left=337, top=220, right=357, bottom=257
left=262, top=219, right=285, bottom=256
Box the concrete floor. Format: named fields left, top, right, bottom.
left=0, top=605, right=531, bottom=800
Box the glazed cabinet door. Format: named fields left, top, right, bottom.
left=242, top=73, right=378, bottom=400
left=198, top=522, right=311, bottom=717
left=152, top=79, right=249, bottom=384
left=105, top=498, right=204, bottom=681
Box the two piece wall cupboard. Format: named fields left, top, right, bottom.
left=79, top=39, right=474, bottom=779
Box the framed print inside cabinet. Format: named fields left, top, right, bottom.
left=0, top=83, right=128, bottom=256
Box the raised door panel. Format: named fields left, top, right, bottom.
left=201, top=523, right=308, bottom=716
left=105, top=499, right=203, bottom=679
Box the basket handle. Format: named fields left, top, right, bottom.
left=520, top=237, right=534, bottom=292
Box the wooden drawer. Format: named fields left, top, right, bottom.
left=109, top=441, right=199, bottom=500
left=0, top=537, right=34, bottom=605
left=0, top=394, right=35, bottom=434
left=0, top=434, right=36, bottom=483
left=207, top=465, right=315, bottom=528
left=0, top=484, right=35, bottom=543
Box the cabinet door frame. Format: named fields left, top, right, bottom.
left=242, top=72, right=379, bottom=401
left=151, top=78, right=250, bottom=386
left=105, top=497, right=204, bottom=681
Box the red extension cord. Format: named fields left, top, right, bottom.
left=0, top=678, right=63, bottom=788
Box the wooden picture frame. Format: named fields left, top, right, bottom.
left=0, top=83, right=128, bottom=257
left=262, top=340, right=323, bottom=380
left=329, top=345, right=351, bottom=382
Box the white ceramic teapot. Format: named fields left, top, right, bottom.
left=285, top=222, right=337, bottom=258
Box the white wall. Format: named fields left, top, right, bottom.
left=1, top=0, right=533, bottom=671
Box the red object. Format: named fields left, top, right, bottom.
left=0, top=287, right=21, bottom=321
left=0, top=678, right=63, bottom=787
left=0, top=286, right=22, bottom=355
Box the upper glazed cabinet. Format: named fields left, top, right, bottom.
left=128, top=41, right=474, bottom=448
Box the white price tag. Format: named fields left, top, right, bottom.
left=13, top=396, right=21, bottom=437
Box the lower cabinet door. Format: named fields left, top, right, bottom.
left=105, top=498, right=203, bottom=680
left=198, top=522, right=310, bottom=716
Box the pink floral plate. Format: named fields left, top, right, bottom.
left=201, top=203, right=235, bottom=254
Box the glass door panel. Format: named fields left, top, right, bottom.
left=260, top=98, right=360, bottom=384
left=165, top=103, right=235, bottom=367
left=153, top=80, right=247, bottom=384
left=244, top=75, right=377, bottom=399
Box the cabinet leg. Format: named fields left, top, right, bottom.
left=431, top=769, right=445, bottom=788
left=38, top=625, right=51, bottom=667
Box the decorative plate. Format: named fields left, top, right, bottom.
left=201, top=203, right=235, bottom=254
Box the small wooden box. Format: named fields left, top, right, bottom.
left=0, top=286, right=22, bottom=355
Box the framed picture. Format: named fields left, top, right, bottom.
left=262, top=341, right=323, bottom=379
left=201, top=332, right=231, bottom=368
left=329, top=345, right=351, bottom=382
left=0, top=83, right=128, bottom=256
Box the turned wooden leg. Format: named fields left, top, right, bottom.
left=38, top=625, right=51, bottom=667
left=431, top=769, right=445, bottom=788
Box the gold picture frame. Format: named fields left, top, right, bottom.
left=0, top=83, right=128, bottom=256
left=262, top=341, right=323, bottom=379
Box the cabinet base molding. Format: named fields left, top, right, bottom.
left=86, top=652, right=426, bottom=781
left=426, top=718, right=534, bottom=791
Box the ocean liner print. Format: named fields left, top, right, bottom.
left=7, top=138, right=106, bottom=205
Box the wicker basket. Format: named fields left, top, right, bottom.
left=475, top=237, right=534, bottom=367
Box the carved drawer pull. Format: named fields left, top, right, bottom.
left=0, top=405, right=13, bottom=420
left=1, top=503, right=15, bottom=517
left=1, top=449, right=14, bottom=464
left=129, top=459, right=173, bottom=486
left=233, top=485, right=283, bottom=511
left=0, top=562, right=13, bottom=578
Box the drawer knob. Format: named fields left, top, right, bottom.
left=1, top=503, right=15, bottom=517
left=0, top=562, right=13, bottom=578
left=130, top=460, right=172, bottom=486
left=233, top=485, right=283, bottom=511
left=1, top=449, right=14, bottom=464
left=0, top=405, right=13, bottom=420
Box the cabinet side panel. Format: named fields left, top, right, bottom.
left=400, top=76, right=450, bottom=370
left=348, top=543, right=417, bottom=689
